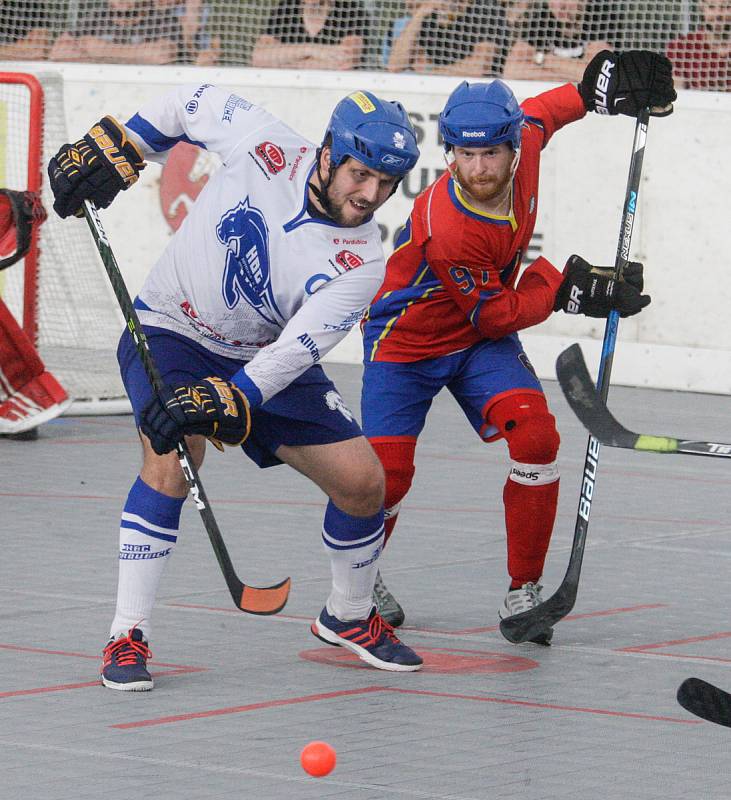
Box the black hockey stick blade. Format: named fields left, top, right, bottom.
left=499, top=592, right=576, bottom=644
left=82, top=201, right=290, bottom=616
left=677, top=678, right=731, bottom=727
left=557, top=343, right=731, bottom=459
left=556, top=343, right=638, bottom=448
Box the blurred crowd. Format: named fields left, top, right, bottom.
left=1, top=0, right=729, bottom=90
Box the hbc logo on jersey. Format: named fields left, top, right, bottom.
left=255, top=142, right=286, bottom=174
left=335, top=250, right=364, bottom=271
left=217, top=198, right=281, bottom=325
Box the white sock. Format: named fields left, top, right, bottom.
left=109, top=477, right=184, bottom=641
left=321, top=501, right=384, bottom=621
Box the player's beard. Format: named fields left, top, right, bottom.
left=453, top=161, right=512, bottom=207
left=320, top=185, right=374, bottom=227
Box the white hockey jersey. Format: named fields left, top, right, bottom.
left=125, top=84, right=386, bottom=405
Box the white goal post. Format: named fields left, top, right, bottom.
left=0, top=70, right=129, bottom=415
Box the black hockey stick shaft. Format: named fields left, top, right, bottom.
left=500, top=109, right=651, bottom=644
left=82, top=200, right=290, bottom=615
left=677, top=678, right=731, bottom=727
left=558, top=343, right=731, bottom=458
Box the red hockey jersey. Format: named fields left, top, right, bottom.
left=364, top=82, right=586, bottom=363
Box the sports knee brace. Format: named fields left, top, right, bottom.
left=370, top=439, right=416, bottom=515
left=488, top=392, right=560, bottom=465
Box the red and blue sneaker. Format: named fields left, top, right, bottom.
left=311, top=606, right=422, bottom=672
left=101, top=626, right=153, bottom=691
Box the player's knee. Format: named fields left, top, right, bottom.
left=371, top=439, right=416, bottom=508
left=489, top=393, right=560, bottom=464
left=331, top=459, right=385, bottom=517
left=507, top=416, right=560, bottom=463
left=140, top=433, right=206, bottom=497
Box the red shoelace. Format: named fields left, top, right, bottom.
left=367, top=612, right=400, bottom=646
left=102, top=628, right=152, bottom=667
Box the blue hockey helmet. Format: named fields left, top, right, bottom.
left=324, top=91, right=420, bottom=177
left=439, top=80, right=524, bottom=152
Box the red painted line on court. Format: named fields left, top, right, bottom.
left=0, top=668, right=202, bottom=699
left=0, top=642, right=208, bottom=698
left=109, top=682, right=697, bottom=730
left=0, top=489, right=723, bottom=526
left=0, top=491, right=122, bottom=501
left=0, top=642, right=206, bottom=671
left=0, top=643, right=99, bottom=659
left=559, top=603, right=668, bottom=621
left=421, top=452, right=731, bottom=488
left=1, top=680, right=102, bottom=697
left=616, top=630, right=731, bottom=664
left=619, top=631, right=731, bottom=652
left=403, top=603, right=667, bottom=636
left=110, top=686, right=387, bottom=729
left=382, top=687, right=700, bottom=724
left=164, top=601, right=311, bottom=621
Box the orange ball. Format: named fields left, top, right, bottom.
left=300, top=740, right=336, bottom=777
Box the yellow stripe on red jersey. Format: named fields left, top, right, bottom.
left=364, top=83, right=586, bottom=363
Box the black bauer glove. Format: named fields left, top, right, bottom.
left=554, top=255, right=651, bottom=319
left=140, top=377, right=252, bottom=456
left=47, top=115, right=146, bottom=219
left=579, top=50, right=676, bottom=118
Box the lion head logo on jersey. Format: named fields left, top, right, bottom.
left=217, top=198, right=282, bottom=325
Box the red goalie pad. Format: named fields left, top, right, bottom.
left=0, top=189, right=47, bottom=271
left=0, top=297, right=70, bottom=434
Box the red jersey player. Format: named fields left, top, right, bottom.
left=361, top=50, right=675, bottom=643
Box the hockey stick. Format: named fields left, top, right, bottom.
left=677, top=678, right=731, bottom=727
left=82, top=200, right=291, bottom=615
left=558, top=343, right=731, bottom=458
left=500, top=109, right=651, bottom=644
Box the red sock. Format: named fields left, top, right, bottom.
left=504, top=477, right=559, bottom=588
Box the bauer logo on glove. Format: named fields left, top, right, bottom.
left=554, top=255, right=651, bottom=319
left=579, top=50, right=677, bottom=118
left=48, top=115, right=146, bottom=219
left=140, top=376, right=252, bottom=456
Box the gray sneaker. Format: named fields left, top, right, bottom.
left=372, top=570, right=405, bottom=628
left=498, top=580, right=553, bottom=646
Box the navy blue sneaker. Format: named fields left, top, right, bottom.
left=101, top=627, right=153, bottom=691
left=311, top=606, right=422, bottom=672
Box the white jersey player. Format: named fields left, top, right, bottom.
left=48, top=85, right=423, bottom=689
left=129, top=85, right=389, bottom=400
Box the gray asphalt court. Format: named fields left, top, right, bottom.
left=3, top=359, right=731, bottom=799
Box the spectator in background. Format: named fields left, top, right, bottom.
left=666, top=0, right=731, bottom=90
left=504, top=0, right=619, bottom=82
left=386, top=0, right=509, bottom=77
left=165, top=0, right=221, bottom=65
left=251, top=0, right=370, bottom=71
left=0, top=1, right=52, bottom=59
left=49, top=0, right=188, bottom=65
left=504, top=0, right=531, bottom=29
left=381, top=0, right=418, bottom=66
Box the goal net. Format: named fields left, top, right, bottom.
left=1, top=1, right=723, bottom=90
left=0, top=71, right=128, bottom=414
